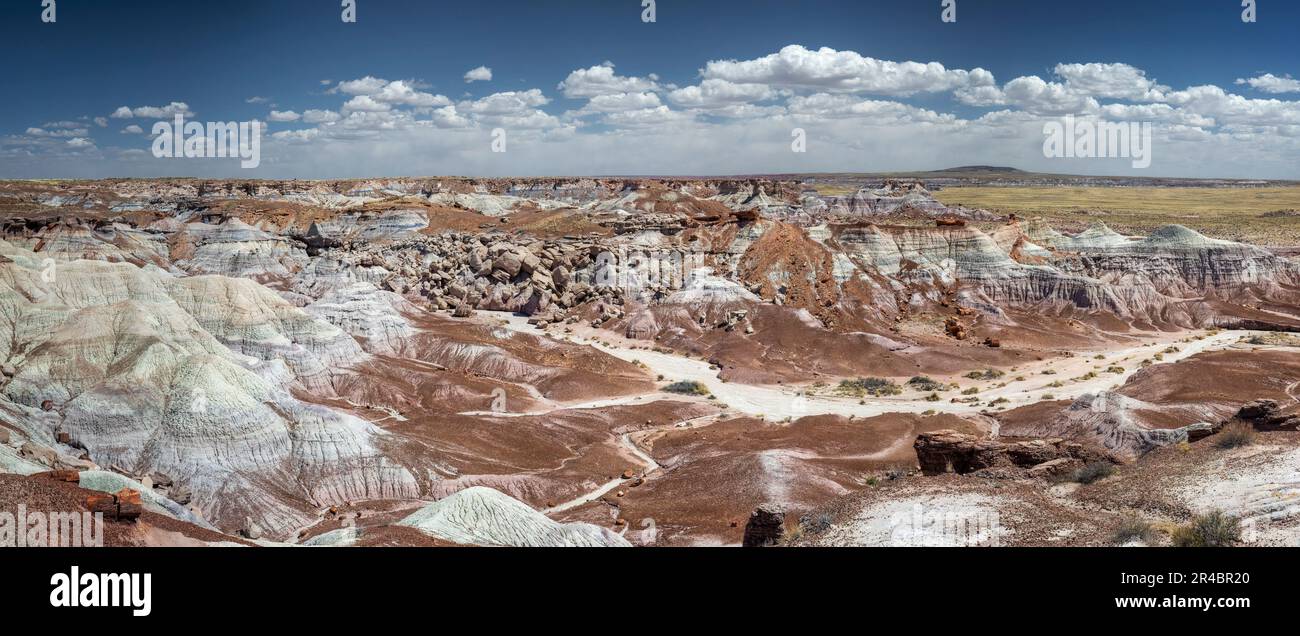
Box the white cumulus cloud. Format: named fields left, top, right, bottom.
left=464, top=66, right=493, bottom=83
left=1236, top=73, right=1300, bottom=94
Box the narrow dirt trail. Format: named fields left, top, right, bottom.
left=542, top=422, right=684, bottom=515
left=542, top=412, right=721, bottom=516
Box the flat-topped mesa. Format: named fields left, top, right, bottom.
left=805, top=180, right=995, bottom=224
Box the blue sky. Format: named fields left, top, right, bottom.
left=2, top=0, right=1298, bottom=178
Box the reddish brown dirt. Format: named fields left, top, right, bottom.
left=630, top=302, right=1051, bottom=385
left=1117, top=349, right=1300, bottom=408
left=381, top=400, right=717, bottom=510
left=557, top=412, right=983, bottom=545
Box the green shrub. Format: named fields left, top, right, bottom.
left=663, top=380, right=710, bottom=396
left=1171, top=510, right=1241, bottom=547
left=1111, top=513, right=1157, bottom=545
left=1215, top=421, right=1255, bottom=449
left=836, top=377, right=902, bottom=397
left=1071, top=461, right=1115, bottom=484
left=964, top=369, right=1005, bottom=380
left=906, top=376, right=945, bottom=392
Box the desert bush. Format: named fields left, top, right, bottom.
left=836, top=377, right=901, bottom=397
left=1215, top=421, right=1255, bottom=449
left=663, top=380, right=710, bottom=396
left=1171, top=510, right=1241, bottom=547
left=964, top=369, right=1005, bottom=380
left=1071, top=461, right=1116, bottom=484
left=906, top=375, right=945, bottom=392
left=801, top=512, right=834, bottom=535
left=1111, top=512, right=1157, bottom=545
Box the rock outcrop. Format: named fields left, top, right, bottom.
left=1236, top=399, right=1300, bottom=431
left=914, top=430, right=1111, bottom=476
left=742, top=503, right=788, bottom=547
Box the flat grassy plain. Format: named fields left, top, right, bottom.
left=934, top=186, right=1300, bottom=246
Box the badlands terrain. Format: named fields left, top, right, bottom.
left=1, top=174, right=1298, bottom=547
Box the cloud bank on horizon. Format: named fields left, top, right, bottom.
left=3, top=3, right=1299, bottom=180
